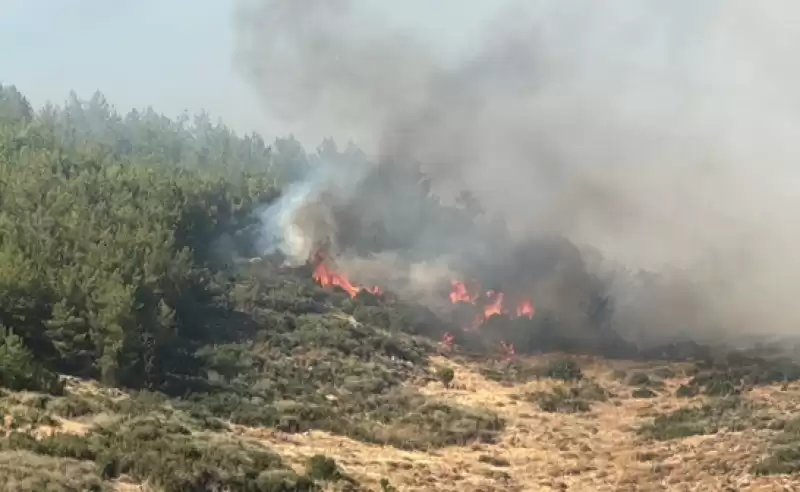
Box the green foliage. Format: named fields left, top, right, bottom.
left=306, top=455, right=340, bottom=481
left=379, top=478, right=398, bottom=492
left=0, top=414, right=318, bottom=492
left=0, top=84, right=32, bottom=124
left=681, top=352, right=800, bottom=397
left=0, top=93, right=281, bottom=387
left=45, top=393, right=108, bottom=418
left=0, top=450, right=107, bottom=492
left=753, top=417, right=800, bottom=475
left=0, top=85, right=506, bottom=466
left=436, top=367, right=455, bottom=388
left=167, top=266, right=504, bottom=450
left=478, top=454, right=511, bottom=467
left=675, top=384, right=699, bottom=398
left=638, top=397, right=763, bottom=441
left=529, top=380, right=607, bottom=413
left=626, top=372, right=662, bottom=389
left=540, top=358, right=584, bottom=381
left=305, top=454, right=354, bottom=485
left=631, top=388, right=657, bottom=399
left=0, top=327, right=63, bottom=394
left=481, top=357, right=585, bottom=385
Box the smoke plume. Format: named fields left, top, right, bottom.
left=235, top=0, right=800, bottom=346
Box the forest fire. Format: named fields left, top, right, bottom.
left=449, top=280, right=535, bottom=330
left=309, top=251, right=534, bottom=333
left=449, top=280, right=478, bottom=303
left=311, top=253, right=383, bottom=298
left=516, top=299, right=534, bottom=318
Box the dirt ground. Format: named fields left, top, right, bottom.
left=231, top=355, right=800, bottom=492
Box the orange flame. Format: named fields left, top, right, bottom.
left=448, top=280, right=535, bottom=330
left=483, top=290, right=505, bottom=319
left=312, top=254, right=383, bottom=298
left=449, top=280, right=478, bottom=304
left=516, top=299, right=534, bottom=319
left=313, top=261, right=361, bottom=297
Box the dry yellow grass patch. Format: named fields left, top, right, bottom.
left=238, top=355, right=800, bottom=492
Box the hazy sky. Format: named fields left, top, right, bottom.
left=1, top=0, right=504, bottom=139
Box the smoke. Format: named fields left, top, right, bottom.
left=236, top=0, right=800, bottom=344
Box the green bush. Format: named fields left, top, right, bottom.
left=632, top=388, right=657, bottom=399
left=675, top=385, right=698, bottom=398
left=529, top=381, right=606, bottom=414
left=684, top=352, right=800, bottom=397
left=0, top=414, right=319, bottom=492
left=0, top=328, right=63, bottom=395
left=638, top=397, right=762, bottom=441
left=46, top=393, right=110, bottom=418
left=753, top=417, right=800, bottom=475
left=379, top=478, right=398, bottom=492
left=436, top=367, right=455, bottom=388
left=540, top=358, right=584, bottom=381
left=0, top=450, right=107, bottom=492
left=627, top=372, right=652, bottom=386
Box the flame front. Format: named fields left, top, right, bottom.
left=449, top=280, right=535, bottom=330
left=483, top=291, right=505, bottom=319
left=516, top=299, right=534, bottom=319
left=449, top=280, right=477, bottom=303
left=313, top=261, right=361, bottom=297
left=312, top=254, right=382, bottom=298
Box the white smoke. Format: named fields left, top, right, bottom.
left=238, top=0, right=800, bottom=343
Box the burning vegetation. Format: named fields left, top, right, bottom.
left=310, top=246, right=543, bottom=358
left=275, top=157, right=633, bottom=361
left=447, top=280, right=535, bottom=330
left=310, top=251, right=383, bottom=298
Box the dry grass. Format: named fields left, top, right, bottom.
left=4, top=355, right=800, bottom=491
left=231, top=355, right=800, bottom=492
left=0, top=450, right=107, bottom=491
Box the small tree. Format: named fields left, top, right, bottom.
left=437, top=367, right=455, bottom=388
left=0, top=326, right=63, bottom=394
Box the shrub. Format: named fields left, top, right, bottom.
left=632, top=388, right=657, bottom=399
left=675, top=385, right=698, bottom=398
left=540, top=358, right=583, bottom=381
left=0, top=414, right=319, bottom=492
left=0, top=328, right=63, bottom=395
left=529, top=381, right=606, bottom=414
left=0, top=450, right=107, bottom=492
left=685, top=353, right=800, bottom=396
left=753, top=417, right=800, bottom=475
left=436, top=367, right=455, bottom=388
left=626, top=372, right=652, bottom=386
left=478, top=454, right=511, bottom=467
left=305, top=455, right=343, bottom=481
left=638, top=397, right=761, bottom=441
left=380, top=478, right=398, bottom=492
left=46, top=394, right=108, bottom=418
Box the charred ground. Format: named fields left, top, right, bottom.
left=2, top=85, right=800, bottom=490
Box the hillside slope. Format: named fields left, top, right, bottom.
left=3, top=351, right=800, bottom=491
left=2, top=85, right=800, bottom=491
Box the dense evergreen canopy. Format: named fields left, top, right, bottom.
left=0, top=83, right=306, bottom=387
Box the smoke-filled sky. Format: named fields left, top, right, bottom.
left=6, top=0, right=800, bottom=343
left=0, top=0, right=504, bottom=140
left=238, top=0, right=800, bottom=344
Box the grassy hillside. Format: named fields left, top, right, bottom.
left=2, top=84, right=800, bottom=491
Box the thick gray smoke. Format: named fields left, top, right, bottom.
left=235, top=0, right=800, bottom=345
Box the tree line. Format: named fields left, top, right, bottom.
left=0, top=83, right=333, bottom=388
